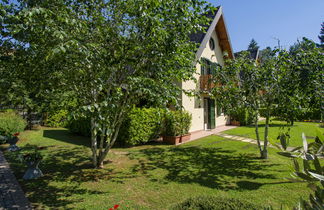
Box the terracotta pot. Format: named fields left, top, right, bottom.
left=231, top=120, right=240, bottom=126
left=163, top=133, right=191, bottom=145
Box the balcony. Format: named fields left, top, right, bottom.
left=200, top=74, right=215, bottom=91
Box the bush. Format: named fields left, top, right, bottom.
left=230, top=108, right=253, bottom=126
left=0, top=110, right=27, bottom=139
left=118, top=107, right=165, bottom=146
left=259, top=107, right=321, bottom=121
left=163, top=110, right=192, bottom=136
left=170, top=195, right=261, bottom=210
left=67, top=117, right=91, bottom=137
left=45, top=110, right=69, bottom=128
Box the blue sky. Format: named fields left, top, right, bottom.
left=210, top=0, right=324, bottom=52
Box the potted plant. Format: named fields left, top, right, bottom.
left=162, top=110, right=192, bottom=145
left=20, top=149, right=43, bottom=180
left=7, top=132, right=20, bottom=152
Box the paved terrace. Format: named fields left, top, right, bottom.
left=0, top=150, right=32, bottom=210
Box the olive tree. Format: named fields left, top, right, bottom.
left=1, top=0, right=214, bottom=168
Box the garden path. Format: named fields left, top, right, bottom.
left=0, top=150, right=32, bottom=210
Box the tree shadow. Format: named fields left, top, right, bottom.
left=43, top=129, right=90, bottom=147
left=236, top=180, right=295, bottom=191
left=4, top=146, right=108, bottom=209
left=127, top=145, right=279, bottom=190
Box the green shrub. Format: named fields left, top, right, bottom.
left=170, top=195, right=261, bottom=210
left=163, top=110, right=192, bottom=136
left=230, top=108, right=253, bottom=126
left=118, top=107, right=165, bottom=146
left=45, top=110, right=69, bottom=128
left=67, top=117, right=91, bottom=137
left=0, top=110, right=27, bottom=138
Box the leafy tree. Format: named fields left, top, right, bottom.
left=1, top=0, right=214, bottom=168
left=319, top=22, right=324, bottom=46
left=213, top=50, right=293, bottom=159
left=287, top=38, right=324, bottom=122
left=247, top=38, right=259, bottom=51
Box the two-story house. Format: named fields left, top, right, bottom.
left=181, top=6, right=234, bottom=133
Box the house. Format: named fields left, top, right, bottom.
left=181, top=6, right=234, bottom=133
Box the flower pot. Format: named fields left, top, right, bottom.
left=231, top=120, right=240, bottom=126
left=163, top=133, right=191, bottom=145
left=23, top=160, right=43, bottom=180
left=7, top=136, right=20, bottom=152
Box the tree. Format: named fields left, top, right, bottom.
left=212, top=50, right=293, bottom=159
left=247, top=38, right=259, bottom=51
left=319, top=22, right=324, bottom=45
left=1, top=0, right=214, bottom=168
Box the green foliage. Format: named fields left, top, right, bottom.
left=45, top=110, right=69, bottom=128
left=1, top=0, right=214, bottom=167
left=319, top=22, right=324, bottom=45
left=0, top=110, right=26, bottom=137
left=118, top=107, right=165, bottom=146
left=67, top=117, right=91, bottom=137
left=247, top=38, right=259, bottom=51
left=277, top=132, right=324, bottom=209
left=230, top=108, right=253, bottom=126
left=170, top=195, right=261, bottom=210
left=163, top=110, right=192, bottom=136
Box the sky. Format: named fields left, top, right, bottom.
left=209, top=0, right=324, bottom=52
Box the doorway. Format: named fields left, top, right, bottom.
left=204, top=98, right=215, bottom=130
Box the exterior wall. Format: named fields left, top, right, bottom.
left=182, top=30, right=228, bottom=132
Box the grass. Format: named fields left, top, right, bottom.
left=223, top=120, right=323, bottom=147
left=1, top=126, right=314, bottom=209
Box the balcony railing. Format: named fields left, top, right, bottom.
left=200, top=74, right=215, bottom=91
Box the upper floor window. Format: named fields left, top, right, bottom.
left=201, top=58, right=219, bottom=75
left=209, top=38, right=215, bottom=50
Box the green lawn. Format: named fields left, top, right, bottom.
left=223, top=120, right=323, bottom=147
left=1, top=127, right=313, bottom=209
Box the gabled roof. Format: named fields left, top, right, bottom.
left=193, top=6, right=234, bottom=60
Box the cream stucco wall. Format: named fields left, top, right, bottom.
left=182, top=30, right=228, bottom=132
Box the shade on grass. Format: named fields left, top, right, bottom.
left=223, top=120, right=323, bottom=147
left=1, top=127, right=312, bottom=209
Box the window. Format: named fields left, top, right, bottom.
left=200, top=58, right=219, bottom=75
left=209, top=38, right=215, bottom=50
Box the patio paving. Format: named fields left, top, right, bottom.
left=0, top=150, right=32, bottom=210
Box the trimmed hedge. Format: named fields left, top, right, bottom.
left=170, top=195, right=261, bottom=210
left=0, top=110, right=27, bottom=140
left=118, top=108, right=165, bottom=146
left=67, top=117, right=91, bottom=137
left=230, top=108, right=253, bottom=126
left=163, top=110, right=192, bottom=136
left=45, top=110, right=69, bottom=128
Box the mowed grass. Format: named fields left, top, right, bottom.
left=223, top=120, right=323, bottom=147
left=1, top=127, right=313, bottom=209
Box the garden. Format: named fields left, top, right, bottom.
left=0, top=0, right=324, bottom=209
left=0, top=124, right=319, bottom=209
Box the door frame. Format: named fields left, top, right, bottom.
left=203, top=98, right=216, bottom=130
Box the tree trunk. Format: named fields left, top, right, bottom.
left=254, top=112, right=263, bottom=156
left=90, top=117, right=98, bottom=168
left=26, top=108, right=33, bottom=130
left=262, top=108, right=270, bottom=159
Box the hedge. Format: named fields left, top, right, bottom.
left=230, top=108, right=253, bottom=126
left=118, top=107, right=165, bottom=146
left=67, top=117, right=91, bottom=137
left=0, top=110, right=27, bottom=142
left=44, top=110, right=69, bottom=128
left=170, top=195, right=261, bottom=210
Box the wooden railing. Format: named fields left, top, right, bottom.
left=200, top=75, right=215, bottom=91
